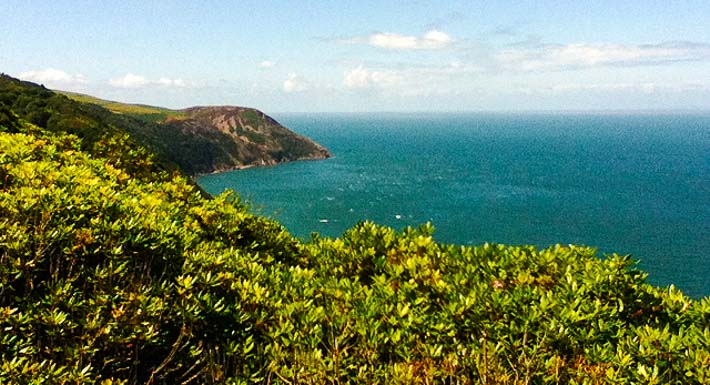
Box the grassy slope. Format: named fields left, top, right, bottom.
left=58, top=91, right=188, bottom=123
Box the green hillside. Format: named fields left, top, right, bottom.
left=58, top=91, right=188, bottom=123
left=1, top=82, right=708, bottom=384
left=0, top=74, right=171, bottom=179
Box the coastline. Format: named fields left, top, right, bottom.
left=191, top=152, right=332, bottom=179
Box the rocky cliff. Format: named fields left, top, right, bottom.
left=165, top=106, right=330, bottom=174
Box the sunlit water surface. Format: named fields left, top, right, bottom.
left=199, top=113, right=709, bottom=297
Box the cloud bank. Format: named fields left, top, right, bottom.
left=343, top=66, right=400, bottom=90
left=19, top=68, right=86, bottom=86
left=108, top=73, right=187, bottom=88
left=108, top=73, right=147, bottom=88
left=496, top=41, right=710, bottom=72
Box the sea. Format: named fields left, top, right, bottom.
left=198, top=113, right=710, bottom=298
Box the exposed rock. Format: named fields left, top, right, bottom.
left=163, top=106, right=330, bottom=175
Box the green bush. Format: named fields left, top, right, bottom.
left=1, top=113, right=708, bottom=384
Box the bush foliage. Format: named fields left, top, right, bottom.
left=1, top=105, right=709, bottom=384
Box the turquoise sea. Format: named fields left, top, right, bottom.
left=199, top=113, right=710, bottom=298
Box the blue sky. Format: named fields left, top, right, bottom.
left=2, top=1, right=709, bottom=112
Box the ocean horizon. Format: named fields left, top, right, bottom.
left=199, top=112, right=709, bottom=298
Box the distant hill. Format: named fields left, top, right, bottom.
left=168, top=106, right=331, bottom=174
left=0, top=74, right=330, bottom=176
left=59, top=91, right=330, bottom=175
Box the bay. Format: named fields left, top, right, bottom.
left=198, top=113, right=710, bottom=298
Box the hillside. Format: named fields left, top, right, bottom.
left=60, top=90, right=331, bottom=175
left=58, top=90, right=188, bottom=123
left=0, top=74, right=167, bottom=179
left=0, top=74, right=330, bottom=176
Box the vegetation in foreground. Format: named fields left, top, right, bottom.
left=1, top=101, right=709, bottom=384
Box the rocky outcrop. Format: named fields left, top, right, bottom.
left=166, top=106, right=330, bottom=174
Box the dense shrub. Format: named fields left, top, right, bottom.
left=0, top=74, right=174, bottom=180
left=1, top=113, right=708, bottom=384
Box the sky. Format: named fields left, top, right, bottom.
left=2, top=0, right=709, bottom=112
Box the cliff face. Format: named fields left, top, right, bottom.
left=166, top=106, right=330, bottom=174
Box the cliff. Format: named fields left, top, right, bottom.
left=164, top=106, right=331, bottom=175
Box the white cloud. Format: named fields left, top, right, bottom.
left=18, top=68, right=86, bottom=86
left=341, top=61, right=490, bottom=97
left=422, top=30, right=452, bottom=45
left=108, top=74, right=189, bottom=88
left=343, top=66, right=401, bottom=90
left=343, top=66, right=371, bottom=89
left=283, top=72, right=308, bottom=93
left=108, top=73, right=147, bottom=88
left=342, top=29, right=453, bottom=51
left=156, top=77, right=186, bottom=87
left=259, top=60, right=276, bottom=69
left=368, top=33, right=419, bottom=50
left=496, top=42, right=710, bottom=72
